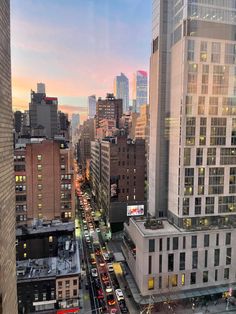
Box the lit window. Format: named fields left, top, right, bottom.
left=38, top=203, right=42, bottom=209
left=38, top=193, right=42, bottom=199
left=37, top=164, right=42, bottom=171
left=24, top=253, right=27, bottom=258
left=181, top=274, right=185, bottom=286
left=148, top=277, right=154, bottom=290
left=23, top=243, right=27, bottom=249
left=38, top=213, right=42, bottom=219
left=37, top=155, right=42, bottom=161
left=49, top=236, right=53, bottom=243
left=38, top=184, right=42, bottom=190
left=37, top=174, right=42, bottom=181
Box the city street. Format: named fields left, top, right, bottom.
left=75, top=175, right=129, bottom=314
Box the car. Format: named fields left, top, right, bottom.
left=98, top=258, right=105, bottom=267
left=107, top=294, right=116, bottom=306
left=101, top=273, right=109, bottom=282
left=83, top=225, right=88, bottom=230
left=110, top=309, right=118, bottom=314
left=82, top=219, right=87, bottom=224
left=104, top=281, right=113, bottom=293
left=96, top=288, right=104, bottom=299
left=91, top=211, right=95, bottom=216
left=115, top=289, right=124, bottom=301
left=96, top=228, right=100, bottom=232
left=102, top=253, right=110, bottom=261
left=84, top=231, right=89, bottom=237
left=98, top=298, right=107, bottom=311
left=95, top=248, right=101, bottom=256
left=90, top=254, right=96, bottom=265
left=107, top=263, right=114, bottom=272
left=119, top=300, right=128, bottom=313
left=86, top=237, right=91, bottom=243
left=91, top=268, right=98, bottom=277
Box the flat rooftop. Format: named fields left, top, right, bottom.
left=17, top=235, right=80, bottom=282
left=129, top=217, right=182, bottom=237
left=16, top=221, right=75, bottom=237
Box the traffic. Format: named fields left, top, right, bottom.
left=76, top=180, right=129, bottom=314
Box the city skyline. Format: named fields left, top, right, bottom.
left=11, top=0, right=151, bottom=122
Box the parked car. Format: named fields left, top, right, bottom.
left=115, top=289, right=124, bottom=301
left=91, top=268, right=98, bottom=277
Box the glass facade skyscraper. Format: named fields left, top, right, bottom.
left=114, top=72, right=129, bottom=113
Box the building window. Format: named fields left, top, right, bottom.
left=179, top=252, right=185, bottom=271
left=184, top=168, right=194, bottom=195
left=159, top=255, right=162, bottom=273
left=208, top=167, right=224, bottom=195
left=168, top=254, right=174, bottom=272
left=226, top=233, right=231, bottom=245
left=224, top=268, right=229, bottom=280
left=148, top=277, right=154, bottom=290
left=38, top=184, right=42, bottom=190
left=159, top=238, right=162, bottom=251
left=24, top=253, right=27, bottom=258
left=211, top=42, right=221, bottom=63
left=187, top=39, right=195, bottom=61
left=204, top=234, right=209, bottom=247
left=200, top=41, right=207, bottom=62
left=226, top=248, right=232, bottom=265
left=203, top=271, right=208, bottom=283
left=58, top=281, right=62, bottom=288
left=207, top=148, right=216, bottom=165
left=183, top=236, right=186, bottom=249
left=148, top=256, right=152, bottom=274
left=190, top=272, right=196, bottom=285
left=49, top=236, right=53, bottom=243
left=173, top=237, right=178, bottom=250
left=73, top=289, right=77, bottom=297
left=65, top=280, right=70, bottom=288
left=215, top=269, right=218, bottom=281
left=192, top=251, right=198, bottom=269
left=158, top=277, right=162, bottom=289
left=149, top=239, right=155, bottom=252
left=204, top=250, right=208, bottom=268
left=216, top=233, right=219, bottom=246
left=191, top=235, right=197, bottom=248
left=66, top=290, right=70, bottom=298
left=38, top=203, right=42, bottom=209
left=37, top=174, right=42, bottom=180
left=195, top=198, right=201, bottom=215
left=214, top=249, right=220, bottom=266
left=205, top=197, right=214, bottom=214
left=171, top=274, right=178, bottom=287
left=73, top=279, right=77, bottom=285
left=167, top=238, right=170, bottom=251
left=37, top=155, right=42, bottom=161
left=37, top=164, right=42, bottom=171
left=38, top=193, right=42, bottom=200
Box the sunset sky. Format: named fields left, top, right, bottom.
left=11, top=0, right=151, bottom=122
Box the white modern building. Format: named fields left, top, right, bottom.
left=114, top=73, right=129, bottom=113
left=123, top=0, right=236, bottom=303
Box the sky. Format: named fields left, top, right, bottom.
left=11, top=0, right=151, bottom=122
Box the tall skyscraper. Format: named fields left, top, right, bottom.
left=133, top=70, right=148, bottom=113
left=0, top=0, right=18, bottom=312
left=114, top=72, right=129, bottom=112
left=122, top=0, right=236, bottom=302
left=88, top=94, right=96, bottom=119
left=29, top=86, right=58, bottom=138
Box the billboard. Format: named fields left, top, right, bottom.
left=127, top=204, right=144, bottom=216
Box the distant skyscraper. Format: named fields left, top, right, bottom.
left=88, top=95, right=96, bottom=119
left=71, top=113, right=80, bottom=132
left=29, top=86, right=58, bottom=138
left=133, top=70, right=148, bottom=112
left=14, top=110, right=23, bottom=133
left=37, top=82, right=46, bottom=94
left=114, top=73, right=129, bottom=112
left=0, top=0, right=17, bottom=312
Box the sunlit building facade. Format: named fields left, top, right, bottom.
left=123, top=0, right=236, bottom=301
left=133, top=70, right=148, bottom=113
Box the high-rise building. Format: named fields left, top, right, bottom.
left=0, top=0, right=17, bottom=312
left=37, top=82, right=46, bottom=94
left=122, top=0, right=236, bottom=303
left=91, top=133, right=146, bottom=230
left=14, top=110, right=23, bottom=133
left=96, top=93, right=123, bottom=131
left=114, top=73, right=129, bottom=113
left=133, top=70, right=148, bottom=113
left=88, top=95, right=96, bottom=119
left=71, top=113, right=80, bottom=132
left=29, top=86, right=58, bottom=139
left=14, top=139, right=75, bottom=226
left=135, top=104, right=150, bottom=142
